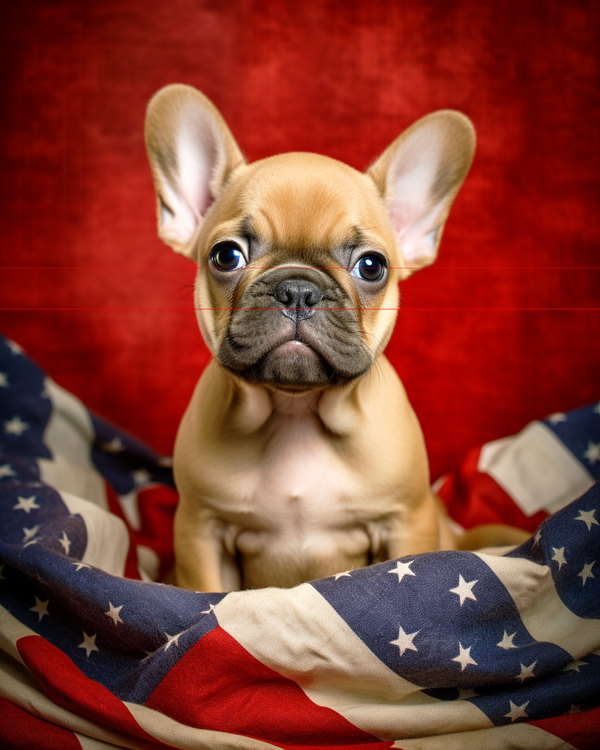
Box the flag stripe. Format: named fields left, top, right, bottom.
left=529, top=705, right=600, bottom=750
left=0, top=696, right=83, bottom=750
left=213, top=583, right=493, bottom=740
left=16, top=634, right=170, bottom=748
left=478, top=422, right=595, bottom=517
left=42, top=379, right=97, bottom=472
left=59, top=490, right=129, bottom=577
left=474, top=551, right=600, bottom=657
left=146, top=624, right=391, bottom=749
left=396, top=722, right=578, bottom=750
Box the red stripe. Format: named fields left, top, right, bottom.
left=437, top=446, right=548, bottom=533
left=16, top=635, right=167, bottom=749
left=0, top=696, right=82, bottom=750
left=528, top=706, right=600, bottom=750
left=146, top=625, right=393, bottom=749
left=134, top=485, right=177, bottom=579
left=104, top=483, right=142, bottom=580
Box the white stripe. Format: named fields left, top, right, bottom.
left=0, top=603, right=37, bottom=662
left=395, top=722, right=577, bottom=750
left=215, top=584, right=492, bottom=740
left=43, top=378, right=96, bottom=470
left=59, top=491, right=129, bottom=576
left=117, top=490, right=141, bottom=529
left=475, top=551, right=600, bottom=657
left=478, top=421, right=595, bottom=516
left=39, top=455, right=107, bottom=510
left=42, top=377, right=109, bottom=511
left=74, top=733, right=128, bottom=750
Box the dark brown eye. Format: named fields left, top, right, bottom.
left=210, top=242, right=246, bottom=271
left=350, top=255, right=385, bottom=281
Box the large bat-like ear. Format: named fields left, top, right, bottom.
left=367, top=111, right=475, bottom=275
left=145, top=85, right=245, bottom=258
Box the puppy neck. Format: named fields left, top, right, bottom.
left=224, top=370, right=369, bottom=438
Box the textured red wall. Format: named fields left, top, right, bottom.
left=1, top=1, right=599, bottom=480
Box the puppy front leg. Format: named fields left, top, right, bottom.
left=377, top=493, right=453, bottom=561
left=173, top=504, right=240, bottom=592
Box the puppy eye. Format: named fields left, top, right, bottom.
left=210, top=241, right=247, bottom=271
left=350, top=255, right=386, bottom=282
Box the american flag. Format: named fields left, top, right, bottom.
left=1, top=332, right=599, bottom=750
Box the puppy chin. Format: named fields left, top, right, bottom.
left=223, top=340, right=337, bottom=390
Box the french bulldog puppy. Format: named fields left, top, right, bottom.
left=145, top=85, right=526, bottom=591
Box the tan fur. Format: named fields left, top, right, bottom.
left=145, top=85, right=527, bottom=592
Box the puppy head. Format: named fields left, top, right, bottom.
left=145, top=85, right=475, bottom=392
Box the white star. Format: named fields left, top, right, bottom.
left=551, top=547, right=567, bottom=569
left=58, top=531, right=71, bottom=555
left=22, top=525, right=40, bottom=543
left=548, top=412, right=567, bottom=424
left=563, top=659, right=587, bottom=673
left=533, top=529, right=542, bottom=547
left=452, top=643, right=477, bottom=671
left=388, top=560, right=416, bottom=583
left=333, top=570, right=352, bottom=580
left=0, top=463, right=16, bottom=479
left=7, top=340, right=23, bottom=355
left=389, top=625, right=419, bottom=656
left=517, top=661, right=537, bottom=682
left=23, top=539, right=38, bottom=548
left=449, top=575, right=478, bottom=605
left=29, top=596, right=50, bottom=622
left=101, top=437, right=125, bottom=453
left=504, top=700, right=529, bottom=722
left=578, top=561, right=595, bottom=586
left=0, top=372, right=8, bottom=387
left=201, top=603, right=217, bottom=614
left=568, top=705, right=583, bottom=713
left=163, top=631, right=183, bottom=651
left=4, top=416, right=29, bottom=436
left=78, top=631, right=99, bottom=658
left=105, top=602, right=124, bottom=626
left=157, top=456, right=173, bottom=467
left=13, top=495, right=39, bottom=514
left=583, top=441, right=600, bottom=466
left=72, top=561, right=91, bottom=571
left=132, top=468, right=151, bottom=485
left=497, top=631, right=518, bottom=650
left=575, top=509, right=599, bottom=532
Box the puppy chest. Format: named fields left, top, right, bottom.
left=247, top=422, right=356, bottom=524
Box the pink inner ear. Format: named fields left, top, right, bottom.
left=177, top=124, right=220, bottom=220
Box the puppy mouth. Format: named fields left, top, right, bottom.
left=216, top=268, right=373, bottom=389
left=224, top=326, right=338, bottom=389
left=259, top=338, right=332, bottom=390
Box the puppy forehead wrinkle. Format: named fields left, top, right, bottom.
left=236, top=154, right=382, bottom=248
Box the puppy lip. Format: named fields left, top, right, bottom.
left=269, top=338, right=319, bottom=359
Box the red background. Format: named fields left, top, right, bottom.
left=1, top=1, right=599, bottom=481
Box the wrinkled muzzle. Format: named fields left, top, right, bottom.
left=217, top=267, right=374, bottom=388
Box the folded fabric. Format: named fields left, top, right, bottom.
left=1, top=334, right=599, bottom=750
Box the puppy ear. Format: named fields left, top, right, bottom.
left=367, top=111, right=475, bottom=274
left=145, top=85, right=245, bottom=258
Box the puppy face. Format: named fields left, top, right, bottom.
left=194, top=153, right=401, bottom=390
left=145, top=85, right=475, bottom=389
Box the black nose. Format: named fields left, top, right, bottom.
left=273, top=279, right=323, bottom=320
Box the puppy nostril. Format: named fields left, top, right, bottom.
left=273, top=280, right=323, bottom=309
